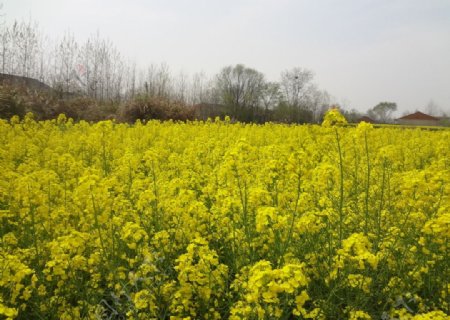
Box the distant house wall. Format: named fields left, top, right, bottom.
left=396, top=111, right=442, bottom=126
left=437, top=117, right=450, bottom=126
left=396, top=119, right=439, bottom=126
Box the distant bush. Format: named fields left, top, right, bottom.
left=0, top=86, right=26, bottom=119
left=272, top=103, right=314, bottom=124
left=0, top=84, right=120, bottom=121
left=119, top=95, right=195, bottom=123
left=0, top=83, right=58, bottom=120
left=53, top=97, right=118, bottom=121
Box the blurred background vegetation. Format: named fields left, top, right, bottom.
left=0, top=16, right=448, bottom=124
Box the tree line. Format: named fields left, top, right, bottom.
left=2, top=15, right=445, bottom=123
left=0, top=16, right=341, bottom=123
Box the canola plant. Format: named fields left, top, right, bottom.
left=0, top=112, right=449, bottom=319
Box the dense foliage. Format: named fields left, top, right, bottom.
left=120, top=96, right=195, bottom=123
left=0, top=84, right=196, bottom=123
left=0, top=113, right=449, bottom=319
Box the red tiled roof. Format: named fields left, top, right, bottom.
left=397, top=111, right=438, bottom=121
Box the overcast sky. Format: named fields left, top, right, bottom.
left=3, top=0, right=450, bottom=114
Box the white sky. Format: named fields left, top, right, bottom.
left=3, top=0, right=450, bottom=114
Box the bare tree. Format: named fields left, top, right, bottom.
left=16, top=19, right=40, bottom=77
left=0, top=18, right=44, bottom=79
left=36, top=33, right=49, bottom=83
left=173, top=71, right=188, bottom=103
left=125, top=61, right=137, bottom=100
left=54, top=31, right=78, bottom=93
left=215, top=64, right=265, bottom=121
left=276, top=67, right=317, bottom=122
left=156, top=62, right=171, bottom=98
left=260, top=81, right=281, bottom=121
left=140, top=63, right=173, bottom=99
left=188, top=72, right=207, bottom=105
left=0, top=23, right=10, bottom=73
left=280, top=67, right=314, bottom=108
left=0, top=5, right=8, bottom=73
left=109, top=48, right=124, bottom=101
left=308, top=88, right=331, bottom=123
left=425, top=100, right=441, bottom=116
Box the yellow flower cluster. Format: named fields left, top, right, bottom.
left=230, top=260, right=310, bottom=319
left=0, top=114, right=449, bottom=319
left=322, top=108, right=348, bottom=127
left=171, top=237, right=228, bottom=319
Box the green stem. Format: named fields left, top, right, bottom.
left=90, top=186, right=106, bottom=261
left=335, top=129, right=344, bottom=248
left=376, top=159, right=387, bottom=250
left=279, top=170, right=301, bottom=265
left=364, top=131, right=370, bottom=236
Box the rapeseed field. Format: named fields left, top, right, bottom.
left=0, top=112, right=449, bottom=319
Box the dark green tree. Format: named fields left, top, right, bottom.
left=367, top=102, right=397, bottom=123
left=215, top=64, right=265, bottom=122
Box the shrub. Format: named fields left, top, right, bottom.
left=0, top=86, right=25, bottom=119
left=52, top=97, right=118, bottom=122
left=0, top=83, right=119, bottom=122
left=0, top=83, right=57, bottom=120
left=119, top=95, right=195, bottom=123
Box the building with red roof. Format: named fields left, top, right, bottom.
left=396, top=111, right=440, bottom=126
